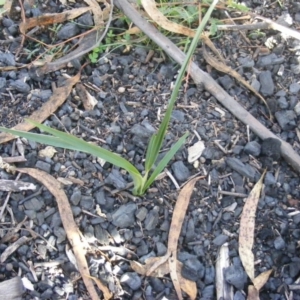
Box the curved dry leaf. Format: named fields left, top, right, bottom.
left=16, top=168, right=99, bottom=300
left=76, top=83, right=98, bottom=111
left=130, top=258, right=196, bottom=299
left=19, top=7, right=90, bottom=34
left=238, top=171, right=266, bottom=281
left=253, top=269, right=272, bottom=291
left=247, top=285, right=259, bottom=300
left=141, top=0, right=195, bottom=37
left=0, top=72, right=80, bottom=144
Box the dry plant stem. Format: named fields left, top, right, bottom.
left=0, top=173, right=21, bottom=220
left=218, top=15, right=300, bottom=42
left=115, top=0, right=300, bottom=174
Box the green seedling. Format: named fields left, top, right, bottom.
left=0, top=0, right=219, bottom=195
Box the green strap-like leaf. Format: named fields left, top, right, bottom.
left=0, top=121, right=143, bottom=190
left=144, top=0, right=218, bottom=176
left=143, top=132, right=189, bottom=193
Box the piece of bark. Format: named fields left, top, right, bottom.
left=0, top=179, right=36, bottom=192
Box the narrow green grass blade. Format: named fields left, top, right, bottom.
left=0, top=128, right=82, bottom=151
left=144, top=0, right=219, bottom=174
left=26, top=120, right=141, bottom=175
left=143, top=132, right=189, bottom=193
left=0, top=121, right=143, bottom=191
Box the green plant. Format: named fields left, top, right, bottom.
left=0, top=0, right=218, bottom=195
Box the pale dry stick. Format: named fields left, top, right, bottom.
left=114, top=0, right=300, bottom=174
left=218, top=14, right=300, bottom=41
left=0, top=173, right=21, bottom=220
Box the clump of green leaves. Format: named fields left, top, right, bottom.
left=0, top=1, right=218, bottom=195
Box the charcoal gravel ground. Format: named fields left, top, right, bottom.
left=1, top=0, right=300, bottom=299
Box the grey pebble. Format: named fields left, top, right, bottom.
left=105, top=169, right=127, bottom=189
left=277, top=96, right=288, bottom=109
left=275, top=110, right=296, bottom=130
left=212, top=234, right=228, bottom=246
left=112, top=203, right=137, bottom=228
left=226, top=158, right=256, bottom=181
left=234, top=291, right=246, bottom=300
left=259, top=71, right=274, bottom=96
left=238, top=56, right=254, bottom=68
left=135, top=207, right=148, bottom=221
left=218, top=75, right=234, bottom=90
left=120, top=272, right=141, bottom=290
left=57, top=23, right=80, bottom=40
left=10, top=80, right=30, bottom=93
left=80, top=196, right=94, bottom=210
left=274, top=236, right=286, bottom=250
left=224, top=265, right=247, bottom=290
left=261, top=138, right=281, bottom=160
left=24, top=197, right=43, bottom=211
left=24, top=210, right=36, bottom=219
left=183, top=257, right=205, bottom=281
left=53, top=227, right=66, bottom=243
left=185, top=218, right=195, bottom=242
left=156, top=242, right=167, bottom=256
left=130, top=124, right=155, bottom=138
left=171, top=110, right=185, bottom=122
left=204, top=266, right=215, bottom=284
left=171, top=161, right=190, bottom=181
left=244, top=141, right=261, bottom=157
left=289, top=259, right=300, bottom=277
left=77, top=12, right=94, bottom=28
left=83, top=159, right=97, bottom=173
left=0, top=52, right=15, bottom=66
left=0, top=78, right=6, bottom=89
left=144, top=206, right=159, bottom=231
left=202, top=285, right=214, bottom=298
left=264, top=172, right=276, bottom=185
left=149, top=277, right=165, bottom=293
left=70, top=190, right=81, bottom=206
left=289, top=82, right=300, bottom=94
left=294, top=102, right=300, bottom=116
left=35, top=161, right=51, bottom=173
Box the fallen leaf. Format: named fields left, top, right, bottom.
left=0, top=72, right=80, bottom=144
left=131, top=258, right=196, bottom=298
left=76, top=83, right=98, bottom=111
left=16, top=168, right=99, bottom=300
left=247, top=285, right=259, bottom=300
left=239, top=170, right=272, bottom=297
left=38, top=146, right=57, bottom=158
left=239, top=171, right=266, bottom=281
left=253, top=269, right=273, bottom=291
left=141, top=0, right=195, bottom=37
left=19, top=7, right=91, bottom=34
left=137, top=176, right=204, bottom=300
